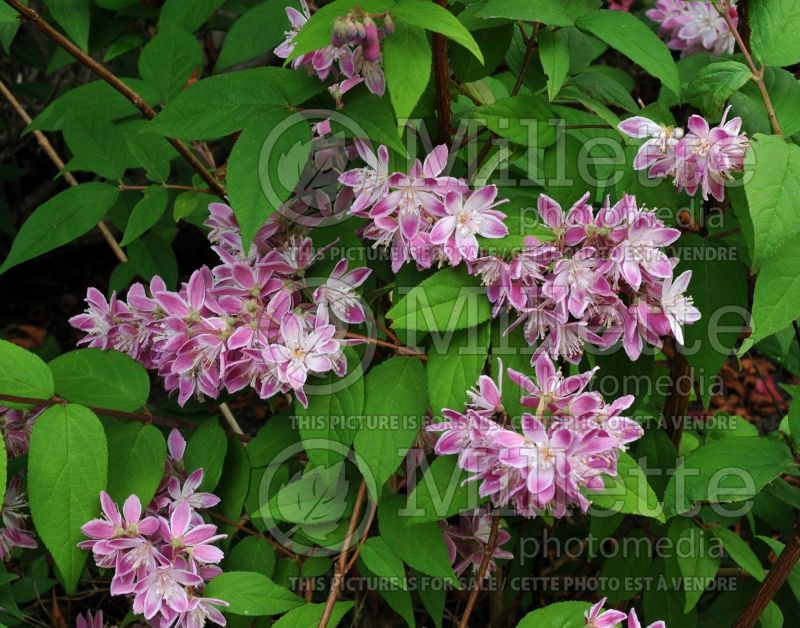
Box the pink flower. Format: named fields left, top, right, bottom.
left=0, top=476, right=37, bottom=560
left=629, top=607, right=667, bottom=628
left=75, top=610, right=104, bottom=628
left=339, top=140, right=390, bottom=213
left=440, top=509, right=513, bottom=577
left=429, top=186, right=509, bottom=264
left=160, top=502, right=226, bottom=569
left=313, top=259, right=372, bottom=324
left=0, top=406, right=41, bottom=457
left=585, top=598, right=627, bottom=627
left=618, top=116, right=683, bottom=172
left=166, top=469, right=221, bottom=511
left=659, top=269, right=701, bottom=344
left=647, top=0, right=736, bottom=56
left=132, top=565, right=204, bottom=620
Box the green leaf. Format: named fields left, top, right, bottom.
left=0, top=340, right=54, bottom=408
left=663, top=436, right=795, bottom=517
left=427, top=323, right=490, bottom=415
left=587, top=452, right=665, bottom=522
left=296, top=349, right=364, bottom=468
left=757, top=536, right=800, bottom=601
left=184, top=418, right=228, bottom=492
left=105, top=422, right=167, bottom=506
left=730, top=67, right=800, bottom=137
left=247, top=413, right=299, bottom=468
left=228, top=111, right=312, bottom=251
left=328, top=90, right=407, bottom=156
left=119, top=120, right=177, bottom=183
left=121, top=186, right=169, bottom=246
left=383, top=22, right=431, bottom=121
left=215, top=0, right=299, bottom=72
left=158, top=0, right=225, bottom=32
left=28, top=404, right=107, bottom=593
left=0, top=183, right=119, bottom=274
left=213, top=435, right=251, bottom=549
left=675, top=236, right=748, bottom=406
left=539, top=29, right=570, bottom=101
left=575, top=9, right=680, bottom=96
left=138, top=25, right=202, bottom=103
left=354, top=357, right=428, bottom=498
left=516, top=601, right=592, bottom=628
left=404, top=455, right=487, bottom=523
left=391, top=0, right=483, bottom=63
left=269, top=461, right=349, bottom=524
left=43, top=0, right=90, bottom=51
left=475, top=0, right=576, bottom=26
left=149, top=68, right=322, bottom=139
left=225, top=537, right=276, bottom=579
left=741, top=240, right=800, bottom=354
left=570, top=68, right=638, bottom=113
left=360, top=536, right=407, bottom=589
left=686, top=61, right=752, bottom=117
left=468, top=95, right=556, bottom=148
left=48, top=348, right=150, bottom=412
left=709, top=526, right=766, bottom=581
left=387, top=266, right=493, bottom=332
left=271, top=601, right=354, bottom=628
left=203, top=571, right=304, bottom=616
left=357, top=557, right=415, bottom=625
left=378, top=495, right=458, bottom=584
left=750, top=0, right=800, bottom=67
left=62, top=114, right=132, bottom=180
left=670, top=519, right=720, bottom=612
left=127, top=233, right=178, bottom=288
left=29, top=79, right=160, bottom=132
left=744, top=134, right=800, bottom=270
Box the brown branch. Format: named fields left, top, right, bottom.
left=458, top=513, right=500, bottom=628
left=0, top=392, right=249, bottom=442
left=343, top=498, right=378, bottom=573
left=734, top=517, right=800, bottom=627
left=0, top=78, right=128, bottom=264
left=432, top=0, right=452, bottom=143
left=661, top=337, right=692, bottom=446
left=319, top=480, right=368, bottom=628
left=3, top=0, right=227, bottom=196
left=511, top=23, right=540, bottom=97
left=343, top=331, right=428, bottom=360
left=715, top=0, right=781, bottom=136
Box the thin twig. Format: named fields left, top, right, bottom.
left=344, top=331, right=428, bottom=360
left=0, top=392, right=249, bottom=442
left=432, top=0, right=452, bottom=143
left=714, top=0, right=781, bottom=136
left=734, top=516, right=800, bottom=627
left=343, top=499, right=378, bottom=573
left=3, top=0, right=227, bottom=196
left=511, top=23, right=540, bottom=97
left=206, top=511, right=298, bottom=560
left=0, top=78, right=127, bottom=264
left=319, top=480, right=368, bottom=628
left=458, top=513, right=500, bottom=628
left=218, top=401, right=244, bottom=435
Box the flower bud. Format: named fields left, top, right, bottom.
left=382, top=14, right=395, bottom=36
left=362, top=18, right=381, bottom=62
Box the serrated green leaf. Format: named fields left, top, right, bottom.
left=105, top=422, right=166, bottom=506
left=539, top=29, right=570, bottom=101
left=354, top=357, right=428, bottom=498
left=575, top=9, right=680, bottom=96
left=0, top=183, right=119, bottom=274
left=203, top=571, right=304, bottom=616
left=28, top=404, right=107, bottom=593
left=516, top=601, right=592, bottom=628
left=686, top=60, right=751, bottom=117
left=43, top=0, right=90, bottom=51
left=427, top=323, right=489, bottom=415
left=48, top=348, right=150, bottom=412
left=184, top=418, right=228, bottom=492
left=122, top=186, right=169, bottom=246
left=138, top=25, right=202, bottom=103
left=468, top=94, right=556, bottom=148
left=383, top=22, right=431, bottom=121
left=0, top=340, right=54, bottom=408
left=750, top=0, right=800, bottom=67
left=392, top=0, right=483, bottom=63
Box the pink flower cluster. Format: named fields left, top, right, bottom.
left=0, top=405, right=42, bottom=457
left=619, top=108, right=748, bottom=201
left=472, top=193, right=699, bottom=364
left=439, top=508, right=513, bottom=577
left=70, top=203, right=371, bottom=408
left=0, top=476, right=37, bottom=561
left=80, top=430, right=228, bottom=628
left=647, top=0, right=736, bottom=56
left=339, top=142, right=509, bottom=272
left=427, top=355, right=644, bottom=518
left=585, top=598, right=665, bottom=628
left=275, top=0, right=391, bottom=105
